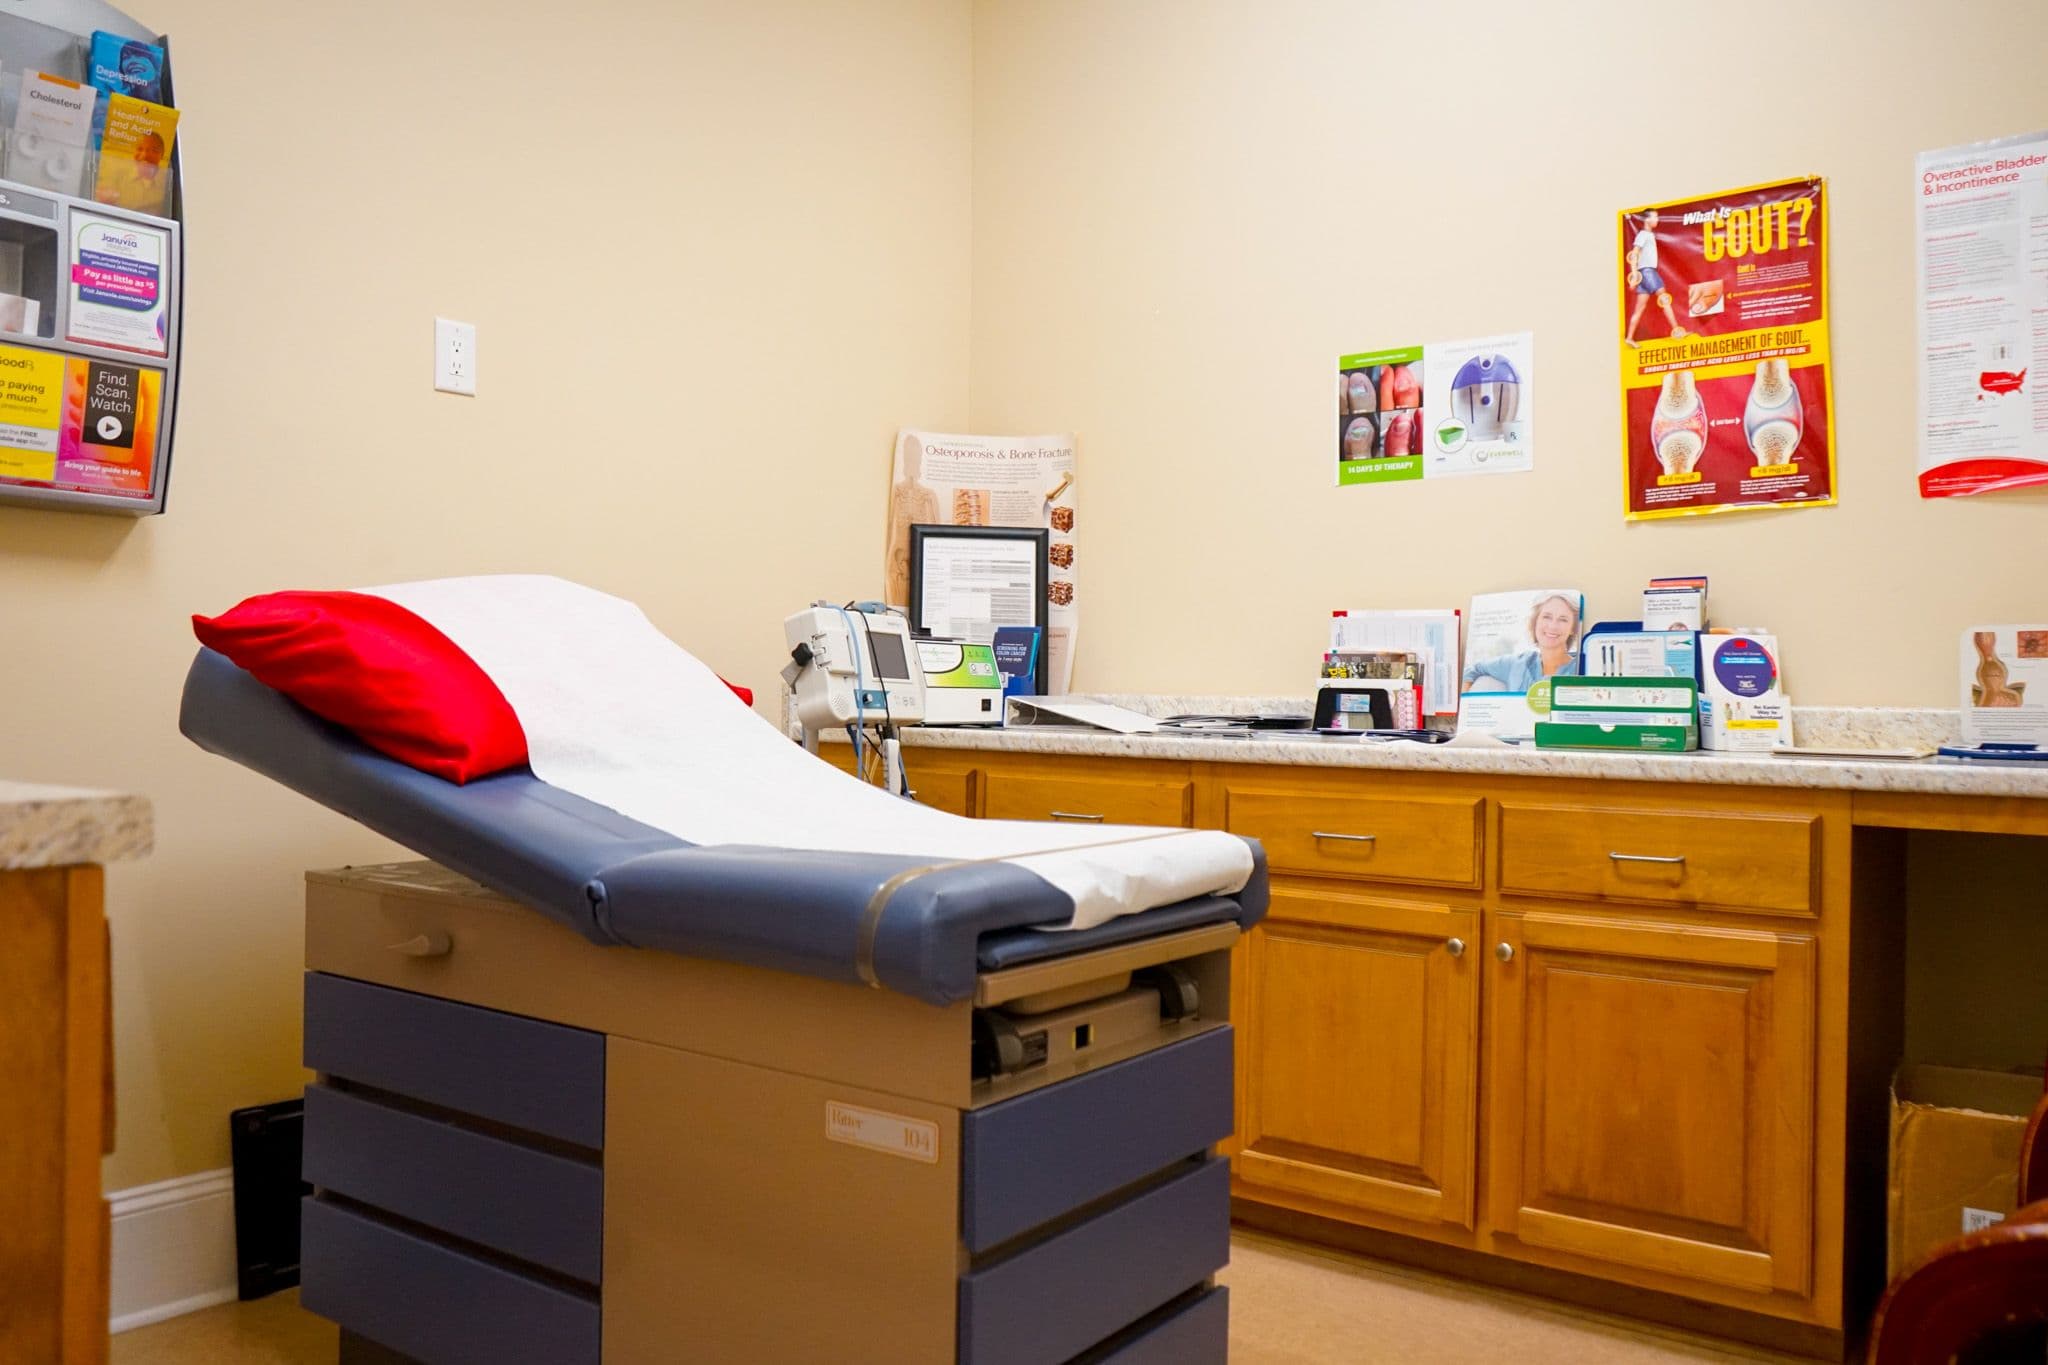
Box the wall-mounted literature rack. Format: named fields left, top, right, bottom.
left=0, top=0, right=182, bottom=516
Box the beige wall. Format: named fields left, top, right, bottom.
left=970, top=0, right=2048, bottom=705
left=0, top=0, right=972, bottom=1189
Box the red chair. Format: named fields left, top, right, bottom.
left=1869, top=1075, right=2048, bottom=1363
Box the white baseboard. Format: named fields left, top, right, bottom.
left=108, top=1168, right=239, bottom=1334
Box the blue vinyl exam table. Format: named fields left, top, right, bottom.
left=180, top=648, right=1268, bottom=1365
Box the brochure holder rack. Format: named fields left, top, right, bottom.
left=0, top=0, right=182, bottom=517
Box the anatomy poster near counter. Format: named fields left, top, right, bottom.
left=1618, top=176, right=1836, bottom=520
left=1916, top=131, right=2048, bottom=497
left=885, top=430, right=1077, bottom=693
left=1337, top=333, right=1533, bottom=486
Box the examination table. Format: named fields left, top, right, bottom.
left=180, top=647, right=1267, bottom=1365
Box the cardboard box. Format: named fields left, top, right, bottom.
left=1888, top=1063, right=2044, bottom=1278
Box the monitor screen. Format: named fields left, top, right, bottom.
left=867, top=628, right=911, bottom=681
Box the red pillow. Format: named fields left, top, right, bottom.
left=193, top=591, right=529, bottom=784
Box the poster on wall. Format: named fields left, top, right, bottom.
left=1338, top=332, right=1534, bottom=486
left=884, top=430, right=1077, bottom=693
left=66, top=214, right=170, bottom=357
left=1915, top=131, right=2048, bottom=498
left=1617, top=176, right=1835, bottom=520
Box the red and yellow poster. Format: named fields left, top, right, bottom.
left=1618, top=176, right=1835, bottom=520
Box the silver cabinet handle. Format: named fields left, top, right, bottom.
left=1608, top=852, right=1687, bottom=865
left=1495, top=942, right=1514, bottom=963
left=1311, top=831, right=1376, bottom=843
left=1446, top=938, right=1465, bottom=958
left=1049, top=810, right=1106, bottom=822
left=387, top=931, right=452, bottom=958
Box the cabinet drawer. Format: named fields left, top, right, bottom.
left=1498, top=803, right=1817, bottom=915
left=962, top=1027, right=1232, bottom=1253
left=959, top=1157, right=1229, bottom=1365
left=1223, top=787, right=1480, bottom=887
left=303, top=1084, right=602, bottom=1284
left=304, top=973, right=604, bottom=1149
left=983, top=770, right=1193, bottom=827
left=302, top=1196, right=599, bottom=1365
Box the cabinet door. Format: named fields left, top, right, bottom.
left=1487, top=910, right=1815, bottom=1297
left=1235, top=885, right=1479, bottom=1229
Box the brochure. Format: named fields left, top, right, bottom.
left=1456, top=589, right=1585, bottom=739
left=1960, top=627, right=2048, bottom=747
left=67, top=213, right=169, bottom=356
left=7, top=70, right=97, bottom=195
left=87, top=31, right=166, bottom=112
left=1328, top=608, right=1462, bottom=721
left=0, top=342, right=66, bottom=484
left=52, top=357, right=160, bottom=498
left=93, top=93, right=177, bottom=214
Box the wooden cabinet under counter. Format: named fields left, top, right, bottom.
left=1498, top=800, right=1818, bottom=917
left=1221, top=781, right=1481, bottom=889
left=1485, top=908, right=1818, bottom=1299
left=1234, top=884, right=1478, bottom=1231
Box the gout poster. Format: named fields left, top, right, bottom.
left=1617, top=176, right=1836, bottom=520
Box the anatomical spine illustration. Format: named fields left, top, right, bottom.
left=1649, top=371, right=1708, bottom=475
left=1742, top=359, right=1804, bottom=463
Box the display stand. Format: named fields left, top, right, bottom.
left=0, top=0, right=182, bottom=517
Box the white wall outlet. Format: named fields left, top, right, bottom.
left=434, top=317, right=476, bottom=396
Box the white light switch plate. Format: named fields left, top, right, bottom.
left=434, top=317, right=476, bottom=395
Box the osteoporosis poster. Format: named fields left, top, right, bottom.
left=1618, top=176, right=1835, bottom=520
left=1338, top=332, right=1533, bottom=486
left=885, top=431, right=1077, bottom=692
left=1916, top=132, right=2048, bottom=497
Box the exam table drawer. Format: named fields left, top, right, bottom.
left=1223, top=786, right=1481, bottom=887
left=302, top=1083, right=602, bottom=1284
left=302, top=1196, right=599, bottom=1365
left=961, top=1027, right=1233, bottom=1253
left=1498, top=803, right=1817, bottom=914
left=958, top=1156, right=1230, bottom=1365
left=982, top=768, right=1194, bottom=827
left=303, top=973, right=605, bottom=1149
left=1086, top=1286, right=1228, bottom=1364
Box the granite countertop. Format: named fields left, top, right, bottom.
left=0, top=781, right=154, bottom=870
left=834, top=697, right=2048, bottom=800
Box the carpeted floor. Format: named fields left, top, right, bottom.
left=111, top=1233, right=1808, bottom=1363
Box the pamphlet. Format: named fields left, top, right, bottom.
left=67, top=213, right=169, bottom=355
left=87, top=31, right=166, bottom=113
left=7, top=70, right=97, bottom=195
left=53, top=357, right=159, bottom=498
left=1915, top=131, right=2048, bottom=497
left=92, top=93, right=177, bottom=214
left=1456, top=589, right=1585, bottom=740
left=886, top=430, right=1078, bottom=692
left=1337, top=332, right=1534, bottom=486
left=1329, top=609, right=1461, bottom=721
left=1618, top=176, right=1836, bottom=519
left=0, top=342, right=65, bottom=483
left=1960, top=627, right=2048, bottom=747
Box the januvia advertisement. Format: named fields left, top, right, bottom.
left=1916, top=131, right=2048, bottom=497
left=1617, top=176, right=1836, bottom=520
left=1337, top=331, right=1534, bottom=486
left=67, top=215, right=170, bottom=357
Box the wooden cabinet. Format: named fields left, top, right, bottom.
left=1221, top=784, right=1481, bottom=889
left=1235, top=885, right=1478, bottom=1230
left=1485, top=909, right=1817, bottom=1297
left=1498, top=801, right=1817, bottom=917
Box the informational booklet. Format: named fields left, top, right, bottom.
left=87, top=31, right=166, bottom=110
left=885, top=430, right=1078, bottom=692
left=66, top=213, right=170, bottom=355
left=7, top=70, right=97, bottom=195
left=1960, top=626, right=2048, bottom=746
left=1915, top=131, right=2048, bottom=497
left=92, top=93, right=177, bottom=214
left=1329, top=609, right=1461, bottom=721
left=1456, top=588, right=1585, bottom=739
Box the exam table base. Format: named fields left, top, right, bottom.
left=297, top=863, right=1237, bottom=1365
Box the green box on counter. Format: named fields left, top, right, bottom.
left=1534, top=676, right=1698, bottom=752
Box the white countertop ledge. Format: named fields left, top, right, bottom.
left=879, top=726, right=2048, bottom=800
left=0, top=781, right=154, bottom=870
